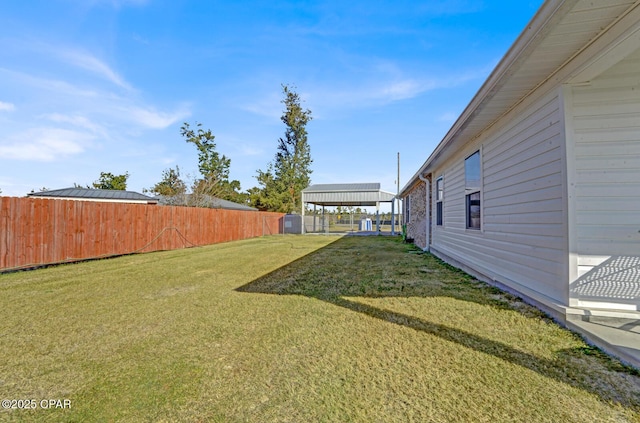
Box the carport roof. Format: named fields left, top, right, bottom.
left=302, top=183, right=396, bottom=206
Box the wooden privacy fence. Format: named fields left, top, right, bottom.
left=0, top=197, right=284, bottom=271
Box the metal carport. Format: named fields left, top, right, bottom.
left=301, top=183, right=397, bottom=234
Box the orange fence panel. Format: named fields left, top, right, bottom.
left=0, top=197, right=285, bottom=271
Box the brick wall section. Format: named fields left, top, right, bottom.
left=406, top=181, right=427, bottom=249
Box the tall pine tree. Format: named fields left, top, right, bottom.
left=254, top=84, right=312, bottom=213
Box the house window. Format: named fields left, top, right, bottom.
left=466, top=192, right=481, bottom=229
left=465, top=151, right=481, bottom=230
left=405, top=195, right=411, bottom=223
left=436, top=176, right=443, bottom=226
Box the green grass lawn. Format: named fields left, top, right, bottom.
left=1, top=235, right=639, bottom=422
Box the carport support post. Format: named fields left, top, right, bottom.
left=376, top=202, right=380, bottom=234
left=350, top=208, right=354, bottom=231
left=391, top=199, right=395, bottom=235
left=322, top=206, right=326, bottom=233
left=301, top=191, right=305, bottom=234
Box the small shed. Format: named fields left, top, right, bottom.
left=301, top=183, right=397, bottom=234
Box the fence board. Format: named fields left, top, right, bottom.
left=0, top=197, right=284, bottom=271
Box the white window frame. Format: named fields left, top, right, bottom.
left=465, top=150, right=482, bottom=230
left=435, top=175, right=444, bottom=226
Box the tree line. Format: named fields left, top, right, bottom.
left=76, top=84, right=313, bottom=213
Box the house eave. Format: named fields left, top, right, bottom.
left=400, top=0, right=639, bottom=197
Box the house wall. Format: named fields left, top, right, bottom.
left=430, top=88, right=569, bottom=309
left=568, top=47, right=640, bottom=311
left=405, top=180, right=427, bottom=249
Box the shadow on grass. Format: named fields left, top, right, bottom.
left=236, top=236, right=640, bottom=410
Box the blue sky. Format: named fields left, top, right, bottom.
left=0, top=0, right=543, bottom=201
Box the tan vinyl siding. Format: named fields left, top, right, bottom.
left=431, top=89, right=567, bottom=304
left=441, top=161, right=465, bottom=229
left=572, top=47, right=640, bottom=258
left=570, top=47, right=640, bottom=309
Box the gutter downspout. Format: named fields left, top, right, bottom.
left=418, top=173, right=430, bottom=251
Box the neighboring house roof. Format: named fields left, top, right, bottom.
left=400, top=0, right=640, bottom=196
left=208, top=198, right=257, bottom=211
left=302, top=183, right=396, bottom=206
left=155, top=194, right=257, bottom=211
left=27, top=187, right=158, bottom=204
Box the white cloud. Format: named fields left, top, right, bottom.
left=57, top=49, right=133, bottom=90
left=240, top=92, right=283, bottom=120
left=0, top=101, right=15, bottom=112
left=0, top=67, right=98, bottom=97
left=239, top=61, right=448, bottom=118
left=160, top=157, right=177, bottom=165
left=125, top=106, right=191, bottom=129
left=104, top=0, right=149, bottom=6
left=2, top=66, right=190, bottom=131
left=306, top=78, right=434, bottom=112
left=238, top=145, right=264, bottom=156
left=308, top=63, right=491, bottom=114
left=74, top=0, right=149, bottom=10
left=0, top=128, right=91, bottom=161
left=42, top=113, right=105, bottom=134
left=374, top=79, right=437, bottom=102
left=1, top=40, right=132, bottom=90
left=437, top=112, right=458, bottom=122
left=378, top=80, right=422, bottom=100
